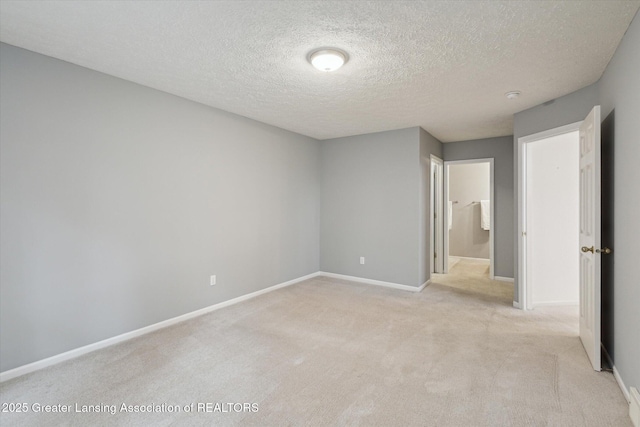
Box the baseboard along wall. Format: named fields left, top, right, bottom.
left=602, top=336, right=632, bottom=423
left=450, top=256, right=490, bottom=262
left=318, top=272, right=430, bottom=293
left=532, top=301, right=579, bottom=308
left=613, top=366, right=631, bottom=402
left=0, top=272, right=319, bottom=383
left=0, top=271, right=428, bottom=382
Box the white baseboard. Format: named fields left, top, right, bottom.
left=602, top=344, right=614, bottom=370
left=613, top=366, right=630, bottom=402
left=630, top=387, right=640, bottom=427
left=513, top=299, right=578, bottom=310
left=612, top=365, right=638, bottom=427
left=0, top=272, right=321, bottom=383
left=318, top=272, right=429, bottom=293
left=494, top=276, right=515, bottom=283
left=451, top=256, right=490, bottom=262
left=601, top=345, right=633, bottom=417
left=532, top=301, right=579, bottom=307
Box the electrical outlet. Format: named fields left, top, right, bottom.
left=360, top=257, right=365, bottom=265
left=210, top=275, right=216, bottom=286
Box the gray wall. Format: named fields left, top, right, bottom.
left=513, top=10, right=639, bottom=393
left=443, top=136, right=514, bottom=278
left=448, top=163, right=491, bottom=259
left=513, top=84, right=600, bottom=142
left=0, top=43, right=320, bottom=372
left=597, top=10, right=640, bottom=396
left=320, top=127, right=442, bottom=287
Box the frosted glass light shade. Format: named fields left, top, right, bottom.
left=309, top=49, right=347, bottom=72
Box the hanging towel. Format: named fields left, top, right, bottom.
left=448, top=201, right=453, bottom=230
left=480, top=200, right=490, bottom=230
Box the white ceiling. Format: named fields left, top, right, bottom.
left=1, top=1, right=638, bottom=142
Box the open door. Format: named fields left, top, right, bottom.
left=579, top=105, right=604, bottom=372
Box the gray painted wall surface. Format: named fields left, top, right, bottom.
left=321, top=127, right=441, bottom=287
left=0, top=43, right=320, bottom=372
left=443, top=136, right=514, bottom=278
left=513, top=11, right=639, bottom=393
left=597, top=11, right=640, bottom=396
left=448, top=163, right=491, bottom=259
left=513, top=84, right=599, bottom=142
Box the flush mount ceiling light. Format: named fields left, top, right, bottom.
left=308, top=48, right=348, bottom=72
left=505, top=91, right=521, bottom=99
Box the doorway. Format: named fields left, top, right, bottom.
left=518, top=105, right=613, bottom=371
left=430, top=156, right=444, bottom=274
left=517, top=122, right=582, bottom=311
left=443, top=159, right=495, bottom=278
left=524, top=130, right=580, bottom=308
left=518, top=106, right=604, bottom=372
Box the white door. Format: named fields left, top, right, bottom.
left=579, top=105, right=602, bottom=372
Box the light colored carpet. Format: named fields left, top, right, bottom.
left=438, top=257, right=513, bottom=302
left=0, top=273, right=630, bottom=426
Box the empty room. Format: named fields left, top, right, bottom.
left=1, top=1, right=639, bottom=426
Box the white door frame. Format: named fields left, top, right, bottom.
left=443, top=158, right=495, bottom=278
left=517, top=121, right=582, bottom=310
left=430, top=155, right=444, bottom=273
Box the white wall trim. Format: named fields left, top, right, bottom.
left=319, top=272, right=429, bottom=293
left=519, top=122, right=583, bottom=145
left=517, top=121, right=582, bottom=310
left=602, top=344, right=614, bottom=370
left=512, top=301, right=522, bottom=309
left=0, top=271, right=321, bottom=383
left=494, top=276, right=515, bottom=283
left=0, top=271, right=431, bottom=382
left=602, top=344, right=629, bottom=405
left=451, top=256, right=490, bottom=262
left=532, top=301, right=579, bottom=307
left=613, top=366, right=631, bottom=402
left=630, top=387, right=640, bottom=427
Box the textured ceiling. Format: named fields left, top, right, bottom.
left=1, top=1, right=638, bottom=142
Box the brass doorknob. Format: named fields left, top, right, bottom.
left=596, top=247, right=612, bottom=254
left=581, top=246, right=594, bottom=253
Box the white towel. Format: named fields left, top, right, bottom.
left=448, top=201, right=453, bottom=230
left=480, top=200, right=490, bottom=231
